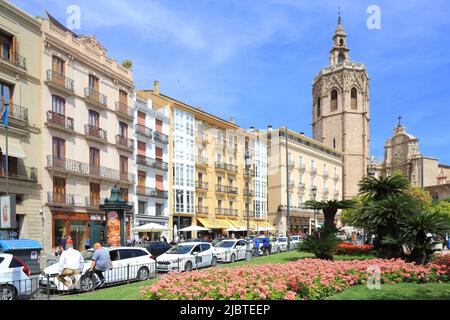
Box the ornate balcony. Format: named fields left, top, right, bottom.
left=135, top=124, right=153, bottom=140
left=216, top=208, right=238, bottom=217
left=195, top=156, right=209, bottom=168
left=215, top=162, right=226, bottom=171
left=46, top=70, right=74, bottom=94
left=226, top=164, right=238, bottom=174
left=46, top=111, right=74, bottom=133
left=196, top=132, right=209, bottom=145
left=0, top=163, right=37, bottom=183
left=84, top=125, right=107, bottom=143
left=116, top=135, right=134, bottom=152
left=137, top=186, right=168, bottom=199
left=136, top=155, right=169, bottom=172
left=47, top=192, right=75, bottom=206
left=196, top=206, right=209, bottom=215
left=323, top=188, right=330, bottom=195
left=46, top=155, right=135, bottom=184
left=311, top=167, right=318, bottom=175
left=216, top=184, right=228, bottom=193
left=243, top=168, right=255, bottom=177
left=333, top=173, right=340, bottom=180
left=84, top=87, right=107, bottom=109
left=298, top=164, right=306, bottom=172
left=154, top=131, right=169, bottom=145
left=195, top=181, right=208, bottom=191
left=227, top=186, right=238, bottom=195
left=1, top=102, right=28, bottom=124
left=298, top=183, right=306, bottom=192
left=288, top=160, right=295, bottom=169
left=323, top=171, right=329, bottom=179
left=0, top=53, right=26, bottom=71
left=115, top=102, right=133, bottom=120
left=243, top=189, right=254, bottom=197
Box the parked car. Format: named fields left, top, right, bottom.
left=276, top=237, right=289, bottom=252
left=39, top=247, right=155, bottom=292
left=0, top=254, right=33, bottom=300
left=156, top=242, right=217, bottom=272
left=213, top=239, right=248, bottom=263
left=289, top=236, right=301, bottom=250
left=144, top=241, right=172, bottom=258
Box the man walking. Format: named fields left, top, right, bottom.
left=252, top=237, right=260, bottom=257
left=57, top=240, right=84, bottom=289
left=88, top=243, right=111, bottom=288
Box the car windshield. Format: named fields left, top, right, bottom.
left=82, top=250, right=95, bottom=261
left=215, top=241, right=235, bottom=248
left=166, top=245, right=194, bottom=254
left=278, top=238, right=287, bottom=242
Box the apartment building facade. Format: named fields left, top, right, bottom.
left=267, top=128, right=343, bottom=236
left=0, top=1, right=43, bottom=242
left=40, top=14, right=135, bottom=256
left=138, top=82, right=269, bottom=241
left=133, top=93, right=170, bottom=238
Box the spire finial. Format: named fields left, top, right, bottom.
left=338, top=0, right=342, bottom=24
left=397, top=115, right=403, bottom=126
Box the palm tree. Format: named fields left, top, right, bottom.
left=359, top=173, right=410, bottom=201
left=303, top=199, right=356, bottom=234
left=400, top=211, right=450, bottom=264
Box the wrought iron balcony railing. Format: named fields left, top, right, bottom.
left=47, top=192, right=75, bottom=206
left=46, top=155, right=135, bottom=184
left=195, top=181, right=208, bottom=190
left=136, top=155, right=169, bottom=171
left=323, top=171, right=329, bottom=178
left=298, top=164, right=306, bottom=171
left=135, top=124, right=153, bottom=139
left=116, top=135, right=134, bottom=150
left=115, top=101, right=132, bottom=118
left=85, top=125, right=107, bottom=142
left=216, top=184, right=228, bottom=193
left=84, top=87, right=107, bottom=107
left=215, top=208, right=238, bottom=217
left=0, top=163, right=37, bottom=183
left=196, top=156, right=209, bottom=166
left=137, top=186, right=168, bottom=199
left=227, top=186, right=238, bottom=195
left=244, top=189, right=254, bottom=197
left=215, top=162, right=226, bottom=171
left=196, top=206, right=209, bottom=215
left=46, top=70, right=74, bottom=92
left=226, top=164, right=238, bottom=173
left=46, top=111, right=74, bottom=130
left=311, top=167, right=318, bottom=175
left=1, top=54, right=26, bottom=70
left=1, top=102, right=28, bottom=123
left=154, top=131, right=169, bottom=144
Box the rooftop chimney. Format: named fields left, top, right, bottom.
left=154, top=80, right=160, bottom=95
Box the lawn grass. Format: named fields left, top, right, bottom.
left=62, top=251, right=377, bottom=300
left=62, top=279, right=158, bottom=300
left=327, top=282, right=450, bottom=300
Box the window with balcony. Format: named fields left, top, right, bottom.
left=119, top=90, right=127, bottom=105
left=89, top=74, right=99, bottom=91
left=0, top=81, right=13, bottom=114
left=120, top=156, right=128, bottom=179
left=156, top=174, right=164, bottom=191
left=156, top=203, right=163, bottom=216
left=88, top=110, right=99, bottom=128
left=138, top=201, right=147, bottom=215
left=52, top=137, right=65, bottom=169
left=137, top=141, right=146, bottom=156
left=52, top=95, right=65, bottom=115
left=52, top=177, right=66, bottom=204
left=119, top=122, right=128, bottom=138
left=0, top=31, right=13, bottom=62
left=156, top=119, right=163, bottom=133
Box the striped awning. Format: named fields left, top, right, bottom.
left=0, top=136, right=26, bottom=159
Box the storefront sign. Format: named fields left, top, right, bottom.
left=0, top=195, right=16, bottom=230
left=107, top=211, right=121, bottom=247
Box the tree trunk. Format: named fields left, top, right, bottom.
left=322, top=207, right=338, bottom=235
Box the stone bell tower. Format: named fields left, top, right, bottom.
left=312, top=16, right=371, bottom=199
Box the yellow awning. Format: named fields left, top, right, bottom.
left=197, top=218, right=235, bottom=229
left=0, top=136, right=26, bottom=159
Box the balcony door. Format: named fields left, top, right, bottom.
left=137, top=111, right=146, bottom=126
left=138, top=171, right=146, bottom=194
left=120, top=156, right=128, bottom=179
left=155, top=147, right=163, bottom=160
left=137, top=141, right=146, bottom=157
left=0, top=31, right=15, bottom=62
left=52, top=137, right=65, bottom=169
left=155, top=119, right=163, bottom=133
left=119, top=121, right=128, bottom=138
left=0, top=81, right=13, bottom=113
left=88, top=110, right=99, bottom=128
left=89, top=147, right=100, bottom=175
left=119, top=90, right=128, bottom=106
left=53, top=177, right=66, bottom=204
left=89, top=74, right=99, bottom=91
left=90, top=183, right=100, bottom=207
left=155, top=174, right=164, bottom=191
left=52, top=56, right=65, bottom=87
left=52, top=95, right=66, bottom=126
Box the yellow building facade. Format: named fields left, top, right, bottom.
left=138, top=82, right=270, bottom=240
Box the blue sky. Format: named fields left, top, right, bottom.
left=12, top=0, right=450, bottom=164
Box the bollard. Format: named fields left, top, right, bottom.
left=46, top=274, right=50, bottom=300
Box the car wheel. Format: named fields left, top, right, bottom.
left=211, top=257, right=218, bottom=267
left=230, top=254, right=236, bottom=263
left=184, top=261, right=193, bottom=272
left=0, top=285, right=16, bottom=301
left=137, top=267, right=150, bottom=280
left=79, top=274, right=94, bottom=292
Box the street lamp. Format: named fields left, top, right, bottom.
left=176, top=190, right=182, bottom=241
left=285, top=127, right=291, bottom=251
left=245, top=136, right=251, bottom=261
left=311, top=186, right=318, bottom=234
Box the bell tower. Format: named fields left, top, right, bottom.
left=312, top=16, right=371, bottom=199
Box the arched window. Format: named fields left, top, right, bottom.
left=317, top=97, right=321, bottom=117
left=351, top=87, right=357, bottom=110
left=338, top=52, right=345, bottom=63
left=333, top=138, right=336, bottom=149
left=330, top=89, right=338, bottom=111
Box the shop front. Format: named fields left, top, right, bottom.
left=197, top=217, right=235, bottom=239
left=173, top=216, right=192, bottom=240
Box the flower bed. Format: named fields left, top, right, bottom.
left=335, top=243, right=375, bottom=255
left=140, top=257, right=449, bottom=300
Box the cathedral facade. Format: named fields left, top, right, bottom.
left=312, top=18, right=371, bottom=199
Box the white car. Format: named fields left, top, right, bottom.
left=39, top=247, right=155, bottom=292
left=156, top=242, right=217, bottom=272
left=256, top=237, right=281, bottom=255
left=214, top=239, right=248, bottom=263
left=0, top=254, right=33, bottom=300
left=276, top=237, right=289, bottom=252
left=289, top=236, right=301, bottom=250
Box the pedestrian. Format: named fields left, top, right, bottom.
left=162, top=235, right=167, bottom=243
left=85, top=239, right=91, bottom=250
left=253, top=237, right=260, bottom=256
left=88, top=243, right=112, bottom=288
left=262, top=235, right=270, bottom=255
left=268, top=233, right=274, bottom=254
left=60, top=236, right=68, bottom=250
left=57, top=240, right=84, bottom=289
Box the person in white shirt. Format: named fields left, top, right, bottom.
left=57, top=240, right=84, bottom=288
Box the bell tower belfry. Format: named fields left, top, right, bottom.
left=312, top=16, right=371, bottom=199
